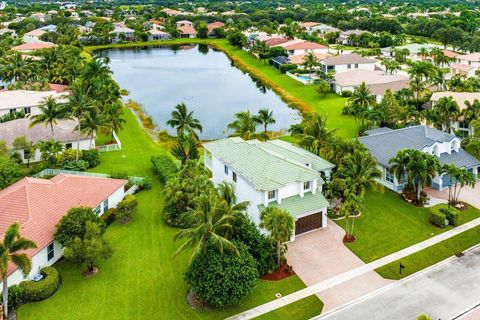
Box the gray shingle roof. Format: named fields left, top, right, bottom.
left=358, top=125, right=473, bottom=167
left=439, top=149, right=480, bottom=168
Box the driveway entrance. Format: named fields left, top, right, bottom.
left=426, top=181, right=480, bottom=209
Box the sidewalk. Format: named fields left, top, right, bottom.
left=228, top=217, right=480, bottom=320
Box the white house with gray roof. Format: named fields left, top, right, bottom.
left=203, top=137, right=334, bottom=238
left=359, top=126, right=479, bottom=192
left=320, top=53, right=376, bottom=74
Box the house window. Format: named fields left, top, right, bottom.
left=347, top=64, right=351, bottom=69
left=65, top=143, right=72, bottom=149
left=102, top=199, right=108, bottom=212
left=233, top=172, right=237, bottom=182
left=23, top=149, right=31, bottom=160
left=47, top=243, right=54, bottom=261
left=303, top=181, right=311, bottom=190
left=95, top=205, right=101, bottom=215
left=9, top=108, right=16, bottom=114
left=268, top=190, right=277, bottom=201
left=24, top=107, right=31, bottom=114
left=355, top=64, right=359, bottom=68
left=385, top=169, right=395, bottom=184
left=224, top=165, right=229, bottom=175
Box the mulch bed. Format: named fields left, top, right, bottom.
left=262, top=263, right=295, bottom=281
left=343, top=234, right=356, bottom=243
left=81, top=267, right=99, bottom=277
left=186, top=289, right=212, bottom=311
left=454, top=202, right=469, bottom=211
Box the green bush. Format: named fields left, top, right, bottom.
left=19, top=267, right=60, bottom=302
left=150, top=155, right=178, bottom=184
left=341, top=90, right=352, bottom=97
left=108, top=171, right=129, bottom=180
left=137, top=177, right=152, bottom=190
left=440, top=207, right=459, bottom=226
left=54, top=206, right=106, bottom=246
left=81, top=149, right=100, bottom=168
left=61, top=160, right=89, bottom=171
left=8, top=284, right=25, bottom=309
left=279, top=63, right=297, bottom=74
left=102, top=208, right=116, bottom=226
left=116, top=195, right=138, bottom=223
left=56, top=149, right=79, bottom=165
left=184, top=241, right=258, bottom=307
left=429, top=211, right=447, bottom=228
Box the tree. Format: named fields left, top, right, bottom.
left=339, top=193, right=363, bottom=242
left=376, top=90, right=404, bottom=128
left=173, top=190, right=238, bottom=261
left=195, top=21, right=208, bottom=39
left=54, top=207, right=105, bottom=246
left=67, top=86, right=94, bottom=161
left=115, top=195, right=138, bottom=223
left=301, top=51, right=319, bottom=74
left=166, top=103, right=203, bottom=138
left=80, top=107, right=108, bottom=148
left=0, top=158, right=22, bottom=190
left=12, top=136, right=36, bottom=168
left=433, top=27, right=465, bottom=49
left=434, top=97, right=461, bottom=133
left=381, top=59, right=400, bottom=75
left=345, top=82, right=376, bottom=129
left=29, top=96, right=69, bottom=141
left=409, top=76, right=429, bottom=104
left=289, top=113, right=336, bottom=156
left=463, top=100, right=480, bottom=131
left=38, top=139, right=64, bottom=164
left=227, top=110, right=257, bottom=140
left=63, top=221, right=113, bottom=274
left=317, top=80, right=331, bottom=97
left=217, top=182, right=250, bottom=218
left=184, top=241, right=258, bottom=307
left=389, top=149, right=441, bottom=204
left=254, top=108, right=275, bottom=141
left=0, top=223, right=37, bottom=317
left=259, top=207, right=294, bottom=268
left=441, top=164, right=475, bottom=206
left=170, top=133, right=200, bottom=165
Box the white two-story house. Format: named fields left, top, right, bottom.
left=203, top=138, right=335, bottom=238
left=451, top=52, right=480, bottom=77
left=359, top=126, right=479, bottom=192
left=320, top=53, right=377, bottom=74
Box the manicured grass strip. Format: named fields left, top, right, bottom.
left=336, top=190, right=480, bottom=263
left=255, top=295, right=324, bottom=320
left=376, top=224, right=480, bottom=280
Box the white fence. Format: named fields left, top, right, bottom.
left=34, top=169, right=144, bottom=185
left=96, top=130, right=122, bottom=152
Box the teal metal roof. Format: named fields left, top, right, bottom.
left=203, top=137, right=325, bottom=191
left=257, top=191, right=329, bottom=218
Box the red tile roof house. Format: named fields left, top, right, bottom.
left=451, top=52, right=480, bottom=77
left=273, top=40, right=329, bottom=56
left=178, top=25, right=197, bottom=38
left=207, top=21, right=225, bottom=37
left=0, top=174, right=127, bottom=287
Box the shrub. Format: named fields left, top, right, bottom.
left=8, top=284, right=25, bottom=309
left=440, top=207, right=459, bottom=226
left=341, top=90, right=352, bottom=97
left=102, top=208, right=116, bottom=226
left=232, top=216, right=276, bottom=276
left=279, top=63, right=297, bottom=74
left=54, top=206, right=106, bottom=246
left=56, top=149, right=80, bottom=165
left=109, top=171, right=129, bottom=180
left=429, top=210, right=447, bottom=228
left=61, top=160, right=89, bottom=171
left=19, top=267, right=60, bottom=302
left=150, top=155, right=178, bottom=184
left=184, top=241, right=258, bottom=307
left=116, top=195, right=138, bottom=223
left=137, top=177, right=152, bottom=190
left=81, top=149, right=100, bottom=168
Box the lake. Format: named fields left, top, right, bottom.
left=102, top=44, right=299, bottom=139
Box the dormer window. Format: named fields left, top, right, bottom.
left=268, top=190, right=277, bottom=201
left=303, top=181, right=311, bottom=190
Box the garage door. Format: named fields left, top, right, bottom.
left=295, top=213, right=323, bottom=235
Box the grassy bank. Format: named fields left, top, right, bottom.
left=17, top=107, right=323, bottom=320
left=85, top=39, right=356, bottom=138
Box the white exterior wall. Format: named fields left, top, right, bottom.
left=287, top=48, right=329, bottom=56
left=332, top=63, right=375, bottom=74
left=0, top=105, right=41, bottom=117
left=14, top=138, right=92, bottom=164
left=1, top=185, right=125, bottom=287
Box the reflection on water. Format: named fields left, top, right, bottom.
left=102, top=45, right=299, bottom=139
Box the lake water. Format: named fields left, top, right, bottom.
left=102, top=45, right=299, bottom=139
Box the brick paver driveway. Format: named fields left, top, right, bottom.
left=286, top=221, right=393, bottom=312
left=426, top=182, right=480, bottom=209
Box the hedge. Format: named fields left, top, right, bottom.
left=150, top=155, right=178, bottom=184
left=19, top=267, right=60, bottom=302
left=440, top=207, right=459, bottom=226
left=279, top=63, right=297, bottom=74
left=102, top=208, right=117, bottom=226
left=429, top=211, right=447, bottom=228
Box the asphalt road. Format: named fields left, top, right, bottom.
left=317, top=246, right=480, bottom=320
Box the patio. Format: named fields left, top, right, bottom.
left=425, top=182, right=480, bottom=209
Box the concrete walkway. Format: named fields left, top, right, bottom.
left=227, top=217, right=480, bottom=319
left=317, top=245, right=480, bottom=320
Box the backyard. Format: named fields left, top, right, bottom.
left=16, top=108, right=323, bottom=320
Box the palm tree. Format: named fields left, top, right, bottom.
left=345, top=82, right=376, bottom=128
left=463, top=99, right=480, bottom=135
left=102, top=102, right=126, bottom=140
left=339, top=192, right=363, bottom=241
left=67, top=86, right=95, bottom=160
left=227, top=110, right=257, bottom=140
left=434, top=96, right=460, bottom=133
left=173, top=191, right=238, bottom=261
left=38, top=139, right=64, bottom=164
left=301, top=51, right=319, bottom=74
left=254, top=108, right=276, bottom=141
left=29, top=96, right=70, bottom=141
left=259, top=207, right=294, bottom=268
left=289, top=113, right=336, bottom=156
left=170, top=133, right=200, bottom=165
left=82, top=57, right=112, bottom=81
left=80, top=107, right=108, bottom=148
left=409, top=76, right=429, bottom=103
left=217, top=182, right=250, bottom=218
left=442, top=164, right=476, bottom=206
left=0, top=223, right=37, bottom=317
left=166, top=103, right=203, bottom=138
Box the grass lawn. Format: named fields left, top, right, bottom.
left=17, top=108, right=322, bottom=320
left=336, top=189, right=480, bottom=263
left=86, top=39, right=356, bottom=139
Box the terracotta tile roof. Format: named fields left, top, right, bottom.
left=458, top=52, right=480, bottom=62
left=48, top=83, right=68, bottom=93
left=288, top=52, right=331, bottom=64
left=264, top=37, right=289, bottom=46
left=207, top=21, right=225, bottom=33
left=300, top=22, right=320, bottom=28
left=431, top=92, right=480, bottom=111
left=282, top=41, right=328, bottom=51
left=451, top=63, right=473, bottom=72
left=0, top=174, right=127, bottom=276
left=443, top=50, right=459, bottom=58
left=11, top=42, right=55, bottom=51
left=178, top=25, right=197, bottom=35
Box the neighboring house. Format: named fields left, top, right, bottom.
left=110, top=25, right=135, bottom=42
left=288, top=52, right=331, bottom=65
left=0, top=118, right=92, bottom=163
left=429, top=91, right=480, bottom=136
left=0, top=174, right=127, bottom=287
left=320, top=53, right=377, bottom=74
left=359, top=126, right=480, bottom=192
left=451, top=52, right=480, bottom=77
left=178, top=25, right=197, bottom=38
left=0, top=28, right=17, bottom=38
left=0, top=90, right=66, bottom=117
left=334, top=69, right=409, bottom=102
left=161, top=8, right=184, bottom=16
left=337, top=29, right=369, bottom=45
left=300, top=22, right=339, bottom=35
left=274, top=40, right=329, bottom=56
left=148, top=29, right=171, bottom=41
left=381, top=43, right=441, bottom=59
left=23, top=29, right=46, bottom=42
left=203, top=137, right=334, bottom=238
left=176, top=20, right=193, bottom=28
left=207, top=21, right=225, bottom=37
left=11, top=42, right=55, bottom=52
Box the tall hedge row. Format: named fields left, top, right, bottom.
left=150, top=155, right=178, bottom=184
